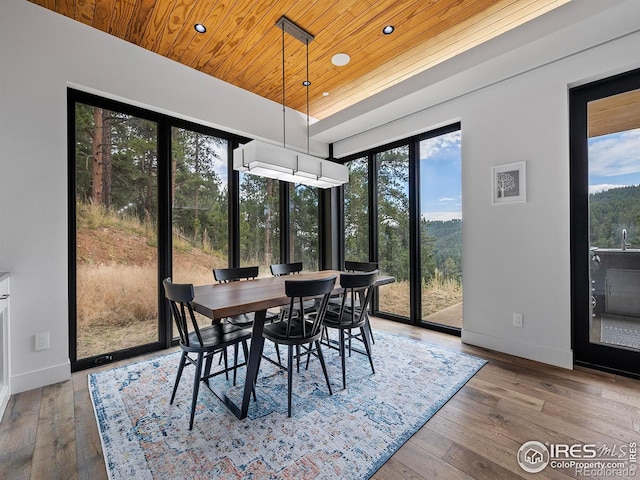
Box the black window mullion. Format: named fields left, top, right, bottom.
left=157, top=118, right=172, bottom=348
left=280, top=181, right=290, bottom=264
left=67, top=90, right=78, bottom=366
left=336, top=184, right=345, bottom=271
left=229, top=140, right=241, bottom=267
left=409, top=139, right=421, bottom=324
left=369, top=152, right=379, bottom=313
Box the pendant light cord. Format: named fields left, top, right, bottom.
left=282, top=27, right=286, bottom=149
left=306, top=39, right=310, bottom=155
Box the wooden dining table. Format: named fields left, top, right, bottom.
left=191, top=269, right=394, bottom=419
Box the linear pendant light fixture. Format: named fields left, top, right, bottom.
left=233, top=16, right=349, bottom=189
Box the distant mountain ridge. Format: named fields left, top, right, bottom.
left=590, top=185, right=640, bottom=249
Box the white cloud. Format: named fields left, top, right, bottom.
left=588, top=129, right=640, bottom=177
left=420, top=131, right=461, bottom=159
left=421, top=211, right=462, bottom=221
left=438, top=197, right=456, bottom=202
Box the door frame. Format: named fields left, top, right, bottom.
left=68, top=89, right=171, bottom=372
left=570, top=68, right=640, bottom=379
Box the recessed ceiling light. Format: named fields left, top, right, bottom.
left=331, top=53, right=350, bottom=67
left=323, top=92, right=330, bottom=97
left=302, top=80, right=311, bottom=87
left=382, top=25, right=394, bottom=35
left=194, top=24, right=206, bottom=33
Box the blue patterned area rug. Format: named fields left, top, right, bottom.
left=89, top=330, right=486, bottom=480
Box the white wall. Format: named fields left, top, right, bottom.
left=1, top=0, right=640, bottom=394
left=331, top=2, right=640, bottom=368
left=0, top=0, right=321, bottom=393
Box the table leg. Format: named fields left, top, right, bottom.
left=239, top=309, right=266, bottom=419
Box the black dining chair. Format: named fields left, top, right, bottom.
left=270, top=262, right=303, bottom=276
left=322, top=270, right=378, bottom=390
left=214, top=265, right=281, bottom=370
left=342, top=260, right=379, bottom=343
left=163, top=277, right=252, bottom=430
left=260, top=275, right=337, bottom=417
left=344, top=260, right=378, bottom=273
left=326, top=260, right=379, bottom=344
left=270, top=262, right=317, bottom=314
left=213, top=266, right=260, bottom=329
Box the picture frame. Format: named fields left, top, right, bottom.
left=492, top=161, right=526, bottom=205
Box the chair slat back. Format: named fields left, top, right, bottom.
left=282, top=275, right=336, bottom=340
left=163, top=277, right=203, bottom=347
left=336, top=270, right=378, bottom=327
left=344, top=260, right=378, bottom=272
left=213, top=266, right=259, bottom=283
left=270, top=262, right=303, bottom=276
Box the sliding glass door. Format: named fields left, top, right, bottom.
left=72, top=100, right=161, bottom=366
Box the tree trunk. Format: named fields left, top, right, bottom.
left=101, top=110, right=112, bottom=208
left=144, top=151, right=153, bottom=221
left=193, top=135, right=200, bottom=242
left=170, top=129, right=177, bottom=206
left=264, top=179, right=273, bottom=266
left=91, top=108, right=104, bottom=205
left=90, top=108, right=112, bottom=207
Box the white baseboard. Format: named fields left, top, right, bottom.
left=461, top=329, right=574, bottom=369
left=0, top=385, right=9, bottom=423
left=10, top=360, right=71, bottom=395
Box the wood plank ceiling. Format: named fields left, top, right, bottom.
left=589, top=89, right=640, bottom=138
left=28, top=0, right=569, bottom=120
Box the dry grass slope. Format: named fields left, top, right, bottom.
left=74, top=203, right=462, bottom=358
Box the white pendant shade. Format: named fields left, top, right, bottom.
left=233, top=140, right=349, bottom=189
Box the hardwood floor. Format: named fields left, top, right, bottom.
left=1, top=317, right=639, bottom=480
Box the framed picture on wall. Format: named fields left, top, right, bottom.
left=492, top=161, right=526, bottom=204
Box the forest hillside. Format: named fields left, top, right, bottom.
left=590, top=185, right=640, bottom=248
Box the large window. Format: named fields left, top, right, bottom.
left=343, top=123, right=462, bottom=333
left=289, top=183, right=319, bottom=271
left=171, top=127, right=228, bottom=285
left=376, top=146, right=411, bottom=317
left=419, top=130, right=463, bottom=328
left=344, top=157, right=369, bottom=261
left=239, top=175, right=280, bottom=276
left=69, top=89, right=328, bottom=370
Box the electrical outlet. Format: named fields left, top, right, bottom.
left=513, top=313, right=523, bottom=328
left=35, top=332, right=50, bottom=351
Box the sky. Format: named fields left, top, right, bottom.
left=588, top=128, right=640, bottom=194
left=420, top=131, right=462, bottom=221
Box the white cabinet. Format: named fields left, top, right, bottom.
left=0, top=273, right=10, bottom=422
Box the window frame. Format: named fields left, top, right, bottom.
left=67, top=88, right=322, bottom=370
left=337, top=122, right=462, bottom=335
